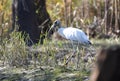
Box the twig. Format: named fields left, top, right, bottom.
left=65, top=51, right=76, bottom=65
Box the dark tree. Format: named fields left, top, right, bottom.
left=12, top=0, right=52, bottom=46
left=35, top=0, right=52, bottom=42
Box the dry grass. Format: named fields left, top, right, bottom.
left=0, top=32, right=120, bottom=81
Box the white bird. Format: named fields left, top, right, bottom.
left=49, top=20, right=91, bottom=45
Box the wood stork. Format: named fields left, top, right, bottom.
left=49, top=20, right=92, bottom=45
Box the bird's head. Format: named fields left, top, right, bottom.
left=47, top=20, right=61, bottom=38
left=52, top=20, right=61, bottom=28
left=49, top=20, right=61, bottom=31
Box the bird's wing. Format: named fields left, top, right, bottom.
left=58, top=27, right=91, bottom=44
left=76, top=29, right=90, bottom=44
left=66, top=27, right=90, bottom=44
left=57, top=28, right=66, bottom=38
left=63, top=27, right=78, bottom=41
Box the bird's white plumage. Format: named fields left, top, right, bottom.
left=58, top=27, right=90, bottom=44
left=50, top=20, right=91, bottom=45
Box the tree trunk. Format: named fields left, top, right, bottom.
left=35, top=0, right=52, bottom=43
left=104, top=0, right=110, bottom=34
left=64, top=0, right=72, bottom=27
left=12, top=0, right=52, bottom=46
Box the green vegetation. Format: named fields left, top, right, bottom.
left=0, top=31, right=120, bottom=81
left=0, top=0, right=120, bottom=81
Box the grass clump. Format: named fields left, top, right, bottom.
left=0, top=32, right=29, bottom=67
left=0, top=31, right=120, bottom=81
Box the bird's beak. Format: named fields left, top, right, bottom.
left=49, top=23, right=56, bottom=31
left=48, top=24, right=55, bottom=36
left=47, top=24, right=54, bottom=38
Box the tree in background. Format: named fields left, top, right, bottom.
left=0, top=0, right=119, bottom=42
left=12, top=0, right=52, bottom=46
left=35, top=0, right=53, bottom=42
left=63, top=0, right=72, bottom=27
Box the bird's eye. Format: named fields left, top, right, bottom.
left=54, top=21, right=58, bottom=25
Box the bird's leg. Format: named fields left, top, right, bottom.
left=71, top=40, right=76, bottom=51
left=71, top=41, right=78, bottom=67
left=77, top=41, right=80, bottom=49
left=65, top=50, right=76, bottom=66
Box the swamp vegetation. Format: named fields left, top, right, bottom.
left=0, top=0, right=120, bottom=81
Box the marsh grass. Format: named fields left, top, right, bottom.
left=0, top=32, right=29, bottom=67
left=0, top=31, right=120, bottom=80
